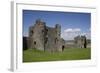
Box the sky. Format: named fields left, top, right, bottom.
left=23, top=10, right=91, bottom=40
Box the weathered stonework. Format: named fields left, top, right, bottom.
left=74, top=35, right=87, bottom=48
left=23, top=19, right=89, bottom=51
left=28, top=19, right=65, bottom=52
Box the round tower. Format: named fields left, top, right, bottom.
left=32, top=19, right=46, bottom=51
left=55, top=24, right=61, bottom=38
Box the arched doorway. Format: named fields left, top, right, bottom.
left=62, top=45, right=65, bottom=51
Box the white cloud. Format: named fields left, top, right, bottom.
left=61, top=28, right=91, bottom=40
left=64, top=28, right=73, bottom=32
left=74, top=28, right=81, bottom=32
left=64, top=28, right=81, bottom=33
left=81, top=32, right=91, bottom=39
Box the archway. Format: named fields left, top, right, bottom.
left=62, top=45, right=65, bottom=51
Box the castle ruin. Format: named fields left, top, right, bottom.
left=27, top=19, right=65, bottom=52
left=74, top=35, right=87, bottom=48
left=23, top=19, right=88, bottom=52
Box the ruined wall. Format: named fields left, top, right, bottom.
left=27, top=19, right=64, bottom=52
left=55, top=24, right=63, bottom=52
left=44, top=24, right=64, bottom=52
left=23, top=19, right=89, bottom=51
left=44, top=27, right=56, bottom=52
left=28, top=19, right=45, bottom=51
left=74, top=35, right=87, bottom=48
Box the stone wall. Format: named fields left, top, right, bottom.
left=23, top=19, right=89, bottom=51
left=27, top=19, right=64, bottom=52
left=74, top=35, right=87, bottom=48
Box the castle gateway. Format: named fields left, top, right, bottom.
left=27, top=19, right=65, bottom=52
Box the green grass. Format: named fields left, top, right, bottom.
left=23, top=48, right=91, bottom=62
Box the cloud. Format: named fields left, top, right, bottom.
left=64, top=28, right=73, bottom=32
left=64, top=28, right=81, bottom=33
left=61, top=28, right=81, bottom=40
left=61, top=28, right=90, bottom=40
left=74, top=28, right=81, bottom=32
left=81, top=32, right=91, bottom=39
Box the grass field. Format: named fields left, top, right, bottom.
left=23, top=48, right=91, bottom=62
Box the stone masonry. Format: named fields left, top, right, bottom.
left=28, top=19, right=65, bottom=52
left=74, top=35, right=87, bottom=48
left=23, top=19, right=88, bottom=51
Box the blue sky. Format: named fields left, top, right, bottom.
left=23, top=10, right=91, bottom=40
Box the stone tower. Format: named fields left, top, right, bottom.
left=55, top=24, right=62, bottom=51
left=28, top=19, right=65, bottom=52
left=28, top=19, right=46, bottom=51
left=74, top=35, right=87, bottom=48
